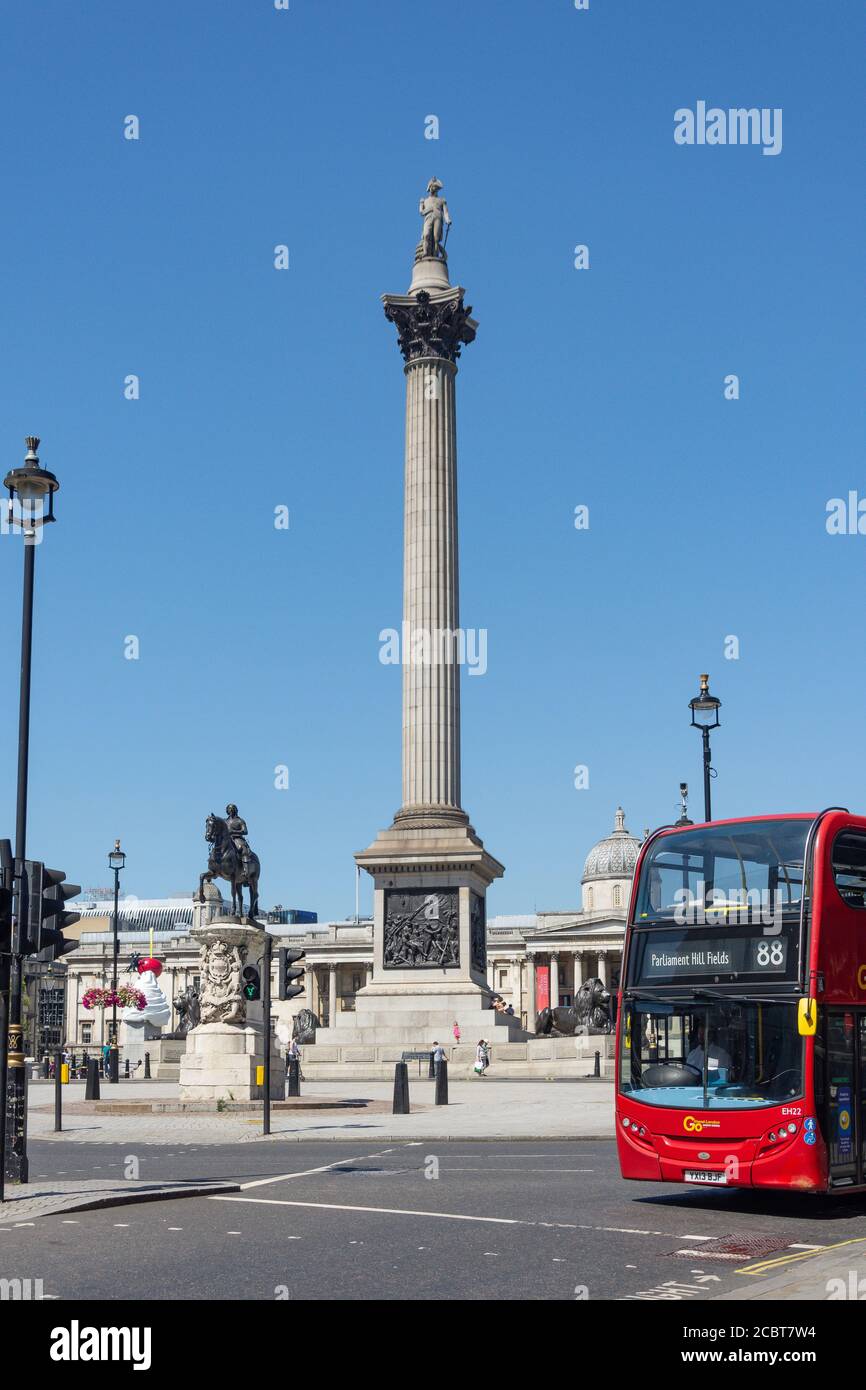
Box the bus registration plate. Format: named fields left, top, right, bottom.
left=684, top=1169, right=727, bottom=1185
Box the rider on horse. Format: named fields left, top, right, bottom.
left=225, top=804, right=253, bottom=874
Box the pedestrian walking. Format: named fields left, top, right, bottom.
left=288, top=1036, right=304, bottom=1081
left=452, top=1021, right=461, bottom=1045
left=432, top=1040, right=446, bottom=1071
left=474, top=1038, right=490, bottom=1076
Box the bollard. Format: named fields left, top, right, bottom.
left=144, top=1051, right=151, bottom=1078
left=287, top=1058, right=300, bottom=1097
left=392, top=1060, right=410, bottom=1115
left=124, top=1058, right=130, bottom=1079
left=85, top=1057, right=101, bottom=1101
left=593, top=1050, right=601, bottom=1078
left=434, top=1057, right=448, bottom=1106
left=53, top=1051, right=63, bottom=1132
left=428, top=1051, right=436, bottom=1079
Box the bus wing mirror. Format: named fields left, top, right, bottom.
left=798, top=997, right=818, bottom=1037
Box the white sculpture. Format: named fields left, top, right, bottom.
left=122, top=969, right=171, bottom=1030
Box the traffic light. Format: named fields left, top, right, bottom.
left=0, top=839, right=12, bottom=955
left=278, top=947, right=306, bottom=1001
left=21, top=862, right=81, bottom=961
left=242, top=965, right=260, bottom=1001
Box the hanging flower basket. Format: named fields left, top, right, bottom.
left=82, top=985, right=147, bottom=1012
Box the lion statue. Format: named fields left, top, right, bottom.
left=535, top=977, right=613, bottom=1037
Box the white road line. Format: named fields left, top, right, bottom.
left=213, top=1197, right=524, bottom=1225
left=597, top=1226, right=666, bottom=1236
left=789, top=1243, right=825, bottom=1250
left=444, top=1167, right=594, bottom=1173
left=238, top=1146, right=410, bottom=1190
left=209, top=1194, right=724, bottom=1245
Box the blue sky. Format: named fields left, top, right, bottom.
left=0, top=1, right=861, bottom=920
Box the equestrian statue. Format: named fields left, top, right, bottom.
left=198, top=803, right=262, bottom=923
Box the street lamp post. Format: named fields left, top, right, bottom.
left=108, top=841, right=126, bottom=1083
left=3, top=437, right=59, bottom=1184
left=689, top=673, right=722, bottom=823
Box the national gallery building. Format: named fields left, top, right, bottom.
left=57, top=809, right=642, bottom=1048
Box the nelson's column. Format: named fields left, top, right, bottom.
left=317, top=180, right=524, bottom=1053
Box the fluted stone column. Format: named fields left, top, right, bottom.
left=399, top=357, right=461, bottom=818
left=382, top=286, right=477, bottom=831
left=549, top=954, right=560, bottom=1010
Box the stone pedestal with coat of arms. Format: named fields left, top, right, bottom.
left=178, top=922, right=284, bottom=1101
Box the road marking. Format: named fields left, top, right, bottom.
left=442, top=1167, right=594, bottom=1173
left=212, top=1195, right=720, bottom=1245
left=61, top=1220, right=79, bottom=1225
left=736, top=1237, right=866, bottom=1277
left=597, top=1226, right=666, bottom=1236
left=789, top=1243, right=825, bottom=1250
left=238, top=1146, right=402, bottom=1191
left=214, top=1197, right=525, bottom=1225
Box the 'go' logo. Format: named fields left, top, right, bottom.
left=683, top=1115, right=721, bottom=1134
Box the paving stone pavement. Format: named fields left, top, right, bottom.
left=713, top=1238, right=866, bottom=1300
left=26, top=1077, right=615, bottom=1144
left=0, top=1177, right=240, bottom=1224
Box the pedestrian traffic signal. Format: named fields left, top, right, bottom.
left=278, top=947, right=306, bottom=1001
left=21, top=862, right=81, bottom=961
left=0, top=839, right=12, bottom=955
left=242, top=965, right=261, bottom=1001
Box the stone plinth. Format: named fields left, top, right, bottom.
left=178, top=919, right=284, bottom=1101
left=122, top=1036, right=186, bottom=1080
left=179, top=1023, right=284, bottom=1100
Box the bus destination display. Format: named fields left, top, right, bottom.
left=635, top=930, right=790, bottom=982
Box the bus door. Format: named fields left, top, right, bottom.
left=822, top=1010, right=859, bottom=1187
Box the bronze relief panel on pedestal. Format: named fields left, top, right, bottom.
left=383, top=890, right=459, bottom=969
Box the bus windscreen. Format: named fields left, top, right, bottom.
left=633, top=818, right=811, bottom=926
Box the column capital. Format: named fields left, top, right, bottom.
left=383, top=287, right=477, bottom=365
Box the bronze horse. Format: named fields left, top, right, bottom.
left=199, top=813, right=261, bottom=922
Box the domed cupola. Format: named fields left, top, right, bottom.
left=581, top=807, right=641, bottom=912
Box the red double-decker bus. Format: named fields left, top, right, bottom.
left=616, top=808, right=866, bottom=1193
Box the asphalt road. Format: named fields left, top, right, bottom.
left=4, top=1138, right=866, bottom=1300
